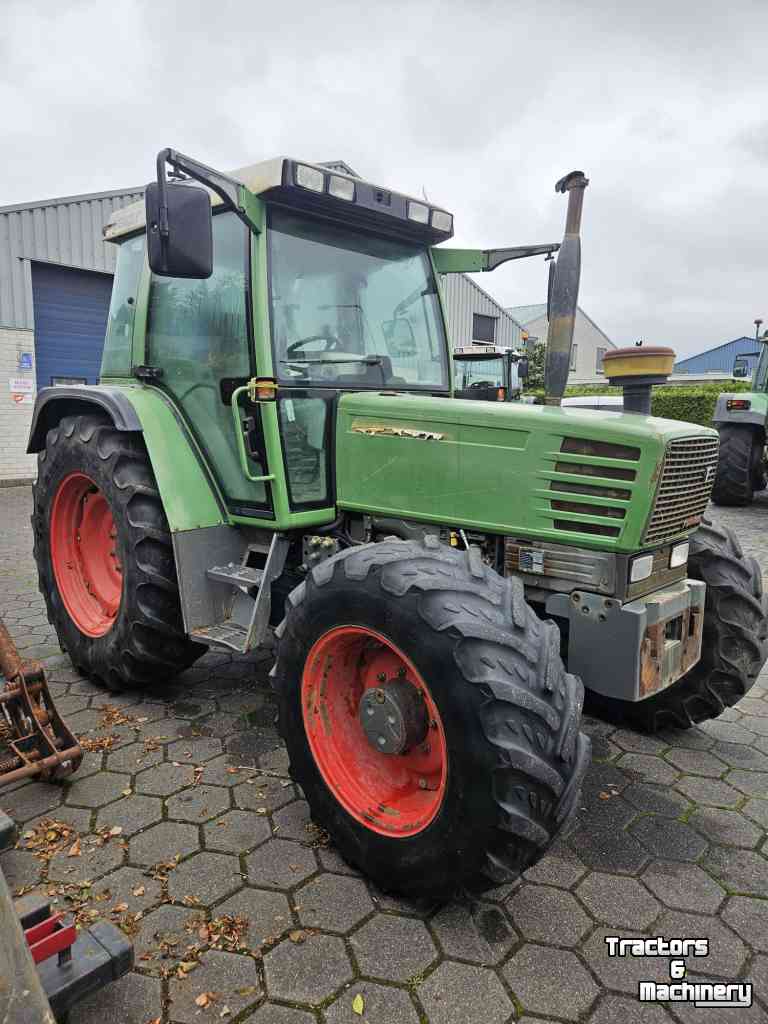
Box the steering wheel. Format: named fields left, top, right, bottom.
left=469, top=380, right=495, bottom=388
left=286, top=334, right=341, bottom=356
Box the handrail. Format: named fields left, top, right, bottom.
left=230, top=384, right=276, bottom=484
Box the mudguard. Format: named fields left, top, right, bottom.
left=712, top=392, right=768, bottom=430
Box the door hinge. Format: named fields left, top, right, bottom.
left=133, top=365, right=164, bottom=382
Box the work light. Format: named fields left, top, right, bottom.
left=328, top=175, right=355, bottom=201
left=295, top=164, right=325, bottom=192
left=431, top=209, right=453, bottom=233
left=407, top=201, right=429, bottom=224
left=670, top=542, right=689, bottom=568
left=630, top=554, right=654, bottom=583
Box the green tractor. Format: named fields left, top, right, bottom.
left=26, top=152, right=767, bottom=898
left=452, top=345, right=528, bottom=402
left=711, top=332, right=768, bottom=505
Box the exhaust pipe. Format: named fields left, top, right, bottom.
left=543, top=171, right=589, bottom=405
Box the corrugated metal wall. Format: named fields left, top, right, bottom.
left=0, top=188, right=143, bottom=329
left=440, top=273, right=523, bottom=349
left=674, top=336, right=758, bottom=374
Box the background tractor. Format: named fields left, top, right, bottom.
left=25, top=151, right=767, bottom=898
left=711, top=327, right=768, bottom=505
left=452, top=345, right=528, bottom=402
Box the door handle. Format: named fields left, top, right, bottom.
left=231, top=384, right=276, bottom=484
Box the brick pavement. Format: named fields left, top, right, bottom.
left=2, top=483, right=768, bottom=1023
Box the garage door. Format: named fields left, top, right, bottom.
left=31, top=263, right=113, bottom=390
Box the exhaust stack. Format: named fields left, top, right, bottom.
left=543, top=171, right=589, bottom=405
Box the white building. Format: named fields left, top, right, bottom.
left=507, top=303, right=616, bottom=384
left=442, top=274, right=525, bottom=350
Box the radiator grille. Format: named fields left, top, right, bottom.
left=644, top=436, right=719, bottom=544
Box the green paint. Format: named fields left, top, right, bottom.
left=431, top=247, right=488, bottom=273
left=712, top=391, right=768, bottom=425
left=336, top=392, right=714, bottom=553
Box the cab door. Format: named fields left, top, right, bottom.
left=145, top=211, right=273, bottom=516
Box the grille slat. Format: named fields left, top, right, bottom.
left=644, top=436, right=719, bottom=544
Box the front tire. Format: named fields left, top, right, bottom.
left=590, top=517, right=768, bottom=731
left=274, top=535, right=590, bottom=899
left=711, top=425, right=765, bottom=506
left=32, top=414, right=204, bottom=691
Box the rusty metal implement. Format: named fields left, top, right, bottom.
left=0, top=618, right=81, bottom=788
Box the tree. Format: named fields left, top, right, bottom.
left=525, top=342, right=546, bottom=391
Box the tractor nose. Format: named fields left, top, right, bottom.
left=359, top=679, right=429, bottom=755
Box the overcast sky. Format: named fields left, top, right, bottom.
left=2, top=0, right=766, bottom=357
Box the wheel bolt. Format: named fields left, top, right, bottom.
left=374, top=689, right=385, bottom=704
left=376, top=672, right=386, bottom=682
left=397, top=667, right=406, bottom=678
left=418, top=777, right=428, bottom=789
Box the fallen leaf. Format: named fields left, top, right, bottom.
left=132, top=885, right=146, bottom=897
left=122, top=788, right=133, bottom=797
left=112, top=901, right=129, bottom=912
left=289, top=929, right=313, bottom=944
left=352, top=993, right=365, bottom=1016
left=109, top=826, right=123, bottom=837
left=598, top=791, right=611, bottom=800
left=195, top=991, right=217, bottom=1008
left=219, top=1008, right=231, bottom=1019
left=146, top=1018, right=161, bottom=1024
left=67, top=838, right=82, bottom=857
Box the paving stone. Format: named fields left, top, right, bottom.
left=95, top=794, right=162, bottom=837
left=675, top=775, right=742, bottom=807
left=317, top=843, right=362, bottom=876
left=0, top=848, right=41, bottom=890
left=246, top=838, right=318, bottom=890
left=721, top=895, right=768, bottom=953
left=135, top=761, right=196, bottom=796
left=350, top=914, right=437, bottom=982
left=203, top=809, right=271, bottom=853
left=610, top=729, right=668, bottom=755
left=23, top=805, right=92, bottom=837
left=128, top=821, right=200, bottom=866
left=581, top=927, right=673, bottom=994
left=622, top=782, right=690, bottom=818
left=641, top=860, right=725, bottom=913
left=165, top=784, right=230, bottom=823
left=664, top=748, right=727, bottom=777
left=168, top=948, right=261, bottom=1021
left=367, top=883, right=439, bottom=918
left=728, top=769, right=768, bottom=798
left=295, top=872, right=373, bottom=933
left=272, top=799, right=314, bottom=841
left=576, top=872, right=660, bottom=929
left=508, top=883, right=591, bottom=946
left=617, top=753, right=679, bottom=785
left=2, top=781, right=64, bottom=821
left=656, top=909, right=748, bottom=976
left=47, top=837, right=124, bottom=882
left=742, top=715, right=768, bottom=737
left=226, top=728, right=281, bottom=763
left=243, top=1005, right=315, bottom=1024
left=670, top=977, right=767, bottom=1024
left=215, top=886, right=292, bottom=945
left=104, top=741, right=163, bottom=773
left=76, top=969, right=163, bottom=1024
left=430, top=899, right=517, bottom=964
left=166, top=735, right=223, bottom=763
left=92, top=865, right=164, bottom=913
left=689, top=806, right=763, bottom=848
left=503, top=944, right=599, bottom=1020
left=235, top=776, right=297, bottom=813
left=700, top=719, right=756, bottom=745
left=703, top=845, right=768, bottom=895
left=586, top=994, right=675, bottom=1023
left=743, top=797, right=768, bottom=828
left=655, top=726, right=714, bottom=750
left=170, top=698, right=218, bottom=719
left=711, top=741, right=768, bottom=770
left=418, top=961, right=513, bottom=1024
left=568, top=823, right=649, bottom=874
left=522, top=837, right=588, bottom=888
left=264, top=932, right=353, bottom=1004
left=325, top=981, right=420, bottom=1024
left=200, top=755, right=247, bottom=787
left=166, top=850, right=242, bottom=904
left=629, top=816, right=709, bottom=862
left=133, top=903, right=204, bottom=960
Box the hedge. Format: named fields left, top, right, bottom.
left=523, top=381, right=753, bottom=427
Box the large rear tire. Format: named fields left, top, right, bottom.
left=32, top=414, right=204, bottom=691
left=711, top=425, right=764, bottom=506
left=589, top=517, right=768, bottom=731
left=274, top=535, right=590, bottom=899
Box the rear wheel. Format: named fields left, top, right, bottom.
left=32, top=414, right=204, bottom=691
left=712, top=425, right=765, bottom=506
left=274, top=535, right=590, bottom=899
left=589, top=517, right=768, bottom=731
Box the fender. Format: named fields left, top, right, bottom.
left=27, top=384, right=226, bottom=532
left=711, top=392, right=768, bottom=430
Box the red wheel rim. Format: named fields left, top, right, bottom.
left=301, top=625, right=448, bottom=837
left=50, top=473, right=122, bottom=638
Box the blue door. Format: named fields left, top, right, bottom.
left=32, top=263, right=113, bottom=389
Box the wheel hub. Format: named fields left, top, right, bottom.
left=359, top=678, right=429, bottom=755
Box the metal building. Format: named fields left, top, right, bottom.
left=674, top=336, right=760, bottom=378
left=0, top=186, right=141, bottom=482
left=441, top=274, right=525, bottom=349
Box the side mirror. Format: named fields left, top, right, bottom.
left=146, top=181, right=213, bottom=279
left=382, top=317, right=417, bottom=356
left=517, top=357, right=529, bottom=379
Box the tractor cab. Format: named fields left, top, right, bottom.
left=452, top=345, right=528, bottom=402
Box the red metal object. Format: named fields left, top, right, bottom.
left=24, top=913, right=77, bottom=965
left=50, top=472, right=122, bottom=638
left=301, top=625, right=447, bottom=837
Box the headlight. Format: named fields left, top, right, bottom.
left=630, top=554, right=654, bottom=582
left=431, top=209, right=453, bottom=233
left=670, top=542, right=689, bottom=568
left=328, top=175, right=355, bottom=201
left=407, top=201, right=430, bottom=224
left=295, top=164, right=325, bottom=192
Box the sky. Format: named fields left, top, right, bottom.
left=2, top=0, right=766, bottom=358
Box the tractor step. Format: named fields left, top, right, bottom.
left=207, top=564, right=264, bottom=589
left=190, top=621, right=249, bottom=651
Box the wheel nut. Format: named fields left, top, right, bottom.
left=418, top=777, right=428, bottom=789
left=376, top=672, right=386, bottom=682
left=374, top=689, right=386, bottom=704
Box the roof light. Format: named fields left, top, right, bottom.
left=431, top=209, right=453, bottom=233
left=328, top=175, right=355, bottom=201
left=295, top=164, right=325, bottom=193
left=407, top=201, right=429, bottom=224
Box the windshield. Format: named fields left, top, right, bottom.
left=754, top=345, right=768, bottom=391
left=268, top=209, right=448, bottom=389
left=454, top=356, right=505, bottom=389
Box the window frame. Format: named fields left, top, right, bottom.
left=570, top=343, right=579, bottom=372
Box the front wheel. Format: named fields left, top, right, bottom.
left=274, top=536, right=590, bottom=899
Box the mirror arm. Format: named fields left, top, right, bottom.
left=432, top=244, right=560, bottom=274
left=156, top=148, right=261, bottom=234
